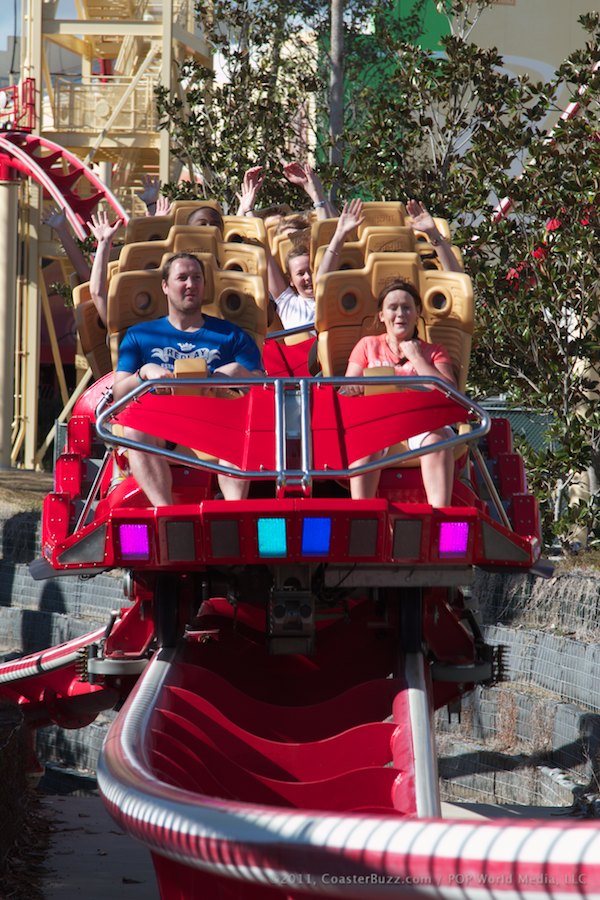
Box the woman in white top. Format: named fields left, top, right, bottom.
left=267, top=199, right=365, bottom=330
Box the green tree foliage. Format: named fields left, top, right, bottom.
left=156, top=0, right=429, bottom=208
left=155, top=0, right=324, bottom=208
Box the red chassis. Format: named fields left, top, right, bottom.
left=19, top=370, right=542, bottom=724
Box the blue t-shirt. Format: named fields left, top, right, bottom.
left=116, top=314, right=262, bottom=374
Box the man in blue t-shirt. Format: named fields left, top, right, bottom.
left=113, top=252, right=263, bottom=505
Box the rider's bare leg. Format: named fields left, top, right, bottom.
left=218, top=470, right=250, bottom=500
left=349, top=450, right=385, bottom=500
left=418, top=431, right=454, bottom=507
left=125, top=429, right=173, bottom=506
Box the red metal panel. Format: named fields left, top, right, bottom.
left=312, top=386, right=469, bottom=468
left=54, top=453, right=84, bottom=497
left=42, top=492, right=72, bottom=544
left=497, top=452, right=527, bottom=498
left=66, top=415, right=93, bottom=457
left=509, top=493, right=541, bottom=541
left=486, top=417, right=513, bottom=458
left=114, top=390, right=276, bottom=472
left=263, top=337, right=315, bottom=377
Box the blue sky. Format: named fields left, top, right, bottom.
left=0, top=8, right=17, bottom=50
left=0, top=1, right=77, bottom=50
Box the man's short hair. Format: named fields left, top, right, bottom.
left=162, top=252, right=205, bottom=282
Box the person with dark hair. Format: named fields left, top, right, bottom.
left=186, top=205, right=225, bottom=232
left=344, top=278, right=456, bottom=505
left=113, top=252, right=263, bottom=505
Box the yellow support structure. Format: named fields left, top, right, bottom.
left=9, top=0, right=211, bottom=468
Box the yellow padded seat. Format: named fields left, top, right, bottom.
left=315, top=252, right=473, bottom=392
left=117, top=228, right=266, bottom=279
left=312, top=226, right=417, bottom=274
left=125, top=215, right=173, bottom=244
left=221, top=216, right=267, bottom=246
left=272, top=216, right=418, bottom=270
left=125, top=201, right=223, bottom=243
left=172, top=199, right=223, bottom=223
left=74, top=299, right=112, bottom=379
left=107, top=259, right=120, bottom=280
left=170, top=227, right=267, bottom=281
left=72, top=282, right=91, bottom=308
left=105, top=263, right=268, bottom=369
left=118, top=237, right=180, bottom=273
left=271, top=229, right=313, bottom=272
left=361, top=225, right=416, bottom=255
left=313, top=242, right=366, bottom=274
left=356, top=202, right=407, bottom=237
left=311, top=221, right=462, bottom=273
left=309, top=218, right=350, bottom=265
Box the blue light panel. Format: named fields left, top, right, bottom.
left=257, top=518, right=287, bottom=557
left=302, top=518, right=332, bottom=556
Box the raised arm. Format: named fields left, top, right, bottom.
left=282, top=162, right=338, bottom=219
left=235, top=166, right=287, bottom=301
left=87, top=211, right=123, bottom=326
left=136, top=174, right=161, bottom=216
left=235, top=166, right=265, bottom=217
left=406, top=199, right=462, bottom=273
left=43, top=206, right=91, bottom=285
left=316, top=198, right=364, bottom=280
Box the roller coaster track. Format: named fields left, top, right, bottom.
left=3, top=372, right=597, bottom=897
left=0, top=131, right=129, bottom=237
left=4, top=609, right=600, bottom=899
left=99, top=615, right=600, bottom=900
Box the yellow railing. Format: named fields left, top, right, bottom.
left=51, top=75, right=159, bottom=133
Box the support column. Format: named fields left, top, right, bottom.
left=22, top=180, right=41, bottom=470
left=159, top=0, right=174, bottom=185
left=0, top=161, right=19, bottom=468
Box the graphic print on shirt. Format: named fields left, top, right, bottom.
left=150, top=343, right=222, bottom=367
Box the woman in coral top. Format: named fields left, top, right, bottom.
left=344, top=278, right=456, bottom=506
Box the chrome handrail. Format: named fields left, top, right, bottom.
left=95, top=375, right=491, bottom=486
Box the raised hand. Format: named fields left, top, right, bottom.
left=153, top=194, right=173, bottom=216
left=236, top=165, right=264, bottom=215
left=136, top=174, right=161, bottom=207
left=42, top=206, right=68, bottom=232
left=337, top=198, right=365, bottom=237
left=406, top=198, right=461, bottom=272
left=282, top=161, right=309, bottom=190
left=87, top=210, right=123, bottom=244
left=406, top=199, right=436, bottom=234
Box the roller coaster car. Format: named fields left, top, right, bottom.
left=32, top=348, right=544, bottom=709
left=31, top=217, right=549, bottom=722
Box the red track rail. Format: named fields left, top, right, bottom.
left=0, top=131, right=129, bottom=238
left=99, top=639, right=600, bottom=899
